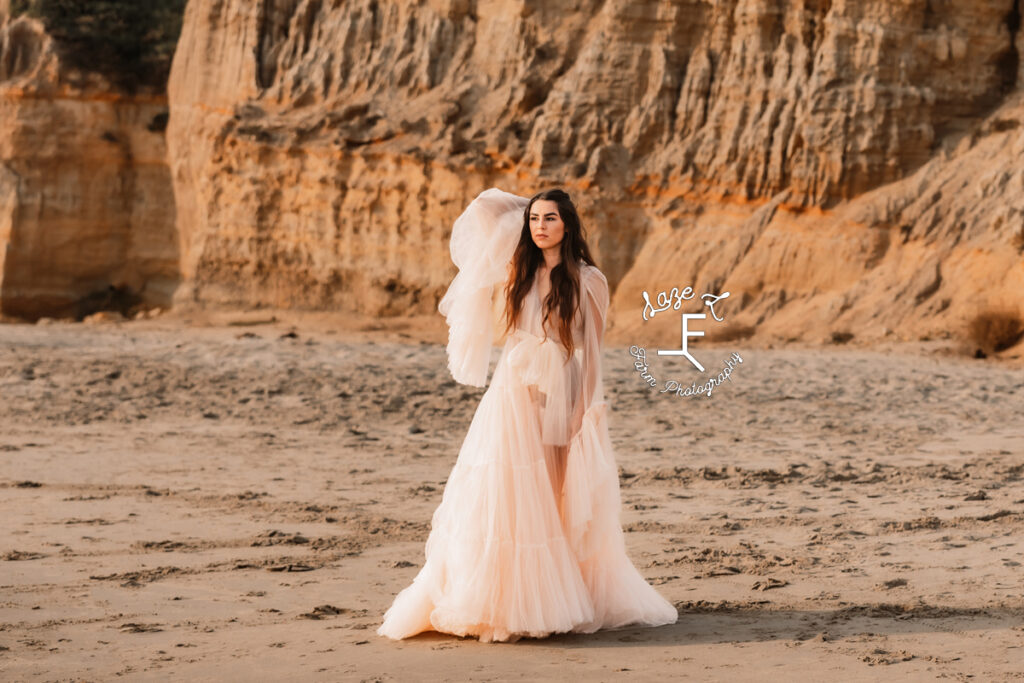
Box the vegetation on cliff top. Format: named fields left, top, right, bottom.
left=11, top=0, right=187, bottom=92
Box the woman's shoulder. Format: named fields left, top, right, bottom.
left=579, top=261, right=607, bottom=287
left=578, top=262, right=609, bottom=312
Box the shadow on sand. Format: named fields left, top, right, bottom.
left=401, top=602, right=1024, bottom=647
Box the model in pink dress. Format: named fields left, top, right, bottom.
left=376, top=187, right=677, bottom=643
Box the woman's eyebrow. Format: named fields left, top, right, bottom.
left=529, top=212, right=559, bottom=218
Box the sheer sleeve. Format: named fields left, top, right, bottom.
left=569, top=264, right=610, bottom=438
left=437, top=187, right=529, bottom=387
left=562, top=264, right=619, bottom=561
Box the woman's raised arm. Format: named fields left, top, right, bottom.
left=437, top=188, right=529, bottom=387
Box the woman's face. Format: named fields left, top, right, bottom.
left=529, top=199, right=565, bottom=251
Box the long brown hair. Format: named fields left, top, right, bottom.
left=502, top=189, right=597, bottom=357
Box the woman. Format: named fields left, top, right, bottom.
left=376, top=187, right=677, bottom=643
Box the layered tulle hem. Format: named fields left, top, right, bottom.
left=376, top=547, right=677, bottom=643
left=376, top=534, right=600, bottom=643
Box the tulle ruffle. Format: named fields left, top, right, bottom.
left=561, top=402, right=618, bottom=561
left=506, top=328, right=581, bottom=447
left=563, top=401, right=679, bottom=630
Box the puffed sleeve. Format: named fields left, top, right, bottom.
left=437, top=187, right=530, bottom=387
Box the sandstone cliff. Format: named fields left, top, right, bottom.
left=0, top=3, right=179, bottom=319
left=3, top=1, right=1020, bottom=356
left=165, top=0, right=1024, bottom=354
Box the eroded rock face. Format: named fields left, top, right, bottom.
left=0, top=2, right=917, bottom=344
left=0, top=10, right=178, bottom=320
left=165, top=0, right=1024, bottom=347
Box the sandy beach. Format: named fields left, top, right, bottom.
left=3, top=0, right=1024, bottom=679
left=1, top=313, right=1023, bottom=681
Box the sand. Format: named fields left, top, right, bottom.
left=1, top=311, right=1023, bottom=681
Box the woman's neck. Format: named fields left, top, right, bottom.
left=540, top=247, right=561, bottom=271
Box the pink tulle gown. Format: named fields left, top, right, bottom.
left=376, top=188, right=678, bottom=643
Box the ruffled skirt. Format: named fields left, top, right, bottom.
left=376, top=340, right=677, bottom=643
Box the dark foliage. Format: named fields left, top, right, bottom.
left=74, top=284, right=141, bottom=320
left=968, top=308, right=1024, bottom=355
left=10, top=0, right=187, bottom=92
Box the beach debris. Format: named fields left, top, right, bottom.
left=298, top=604, right=347, bottom=620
